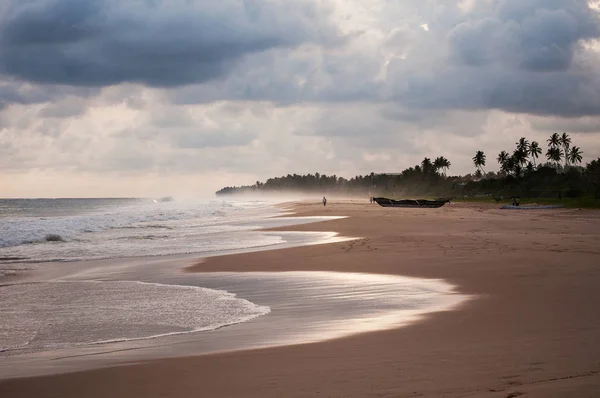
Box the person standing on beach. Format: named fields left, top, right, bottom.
left=322, top=196, right=327, bottom=207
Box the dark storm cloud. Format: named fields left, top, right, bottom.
left=2, top=0, right=599, bottom=119
left=391, top=0, right=600, bottom=117
left=0, top=0, right=341, bottom=87
left=447, top=0, right=599, bottom=71
left=166, top=0, right=600, bottom=117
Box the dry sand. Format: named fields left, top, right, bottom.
left=2, top=201, right=600, bottom=397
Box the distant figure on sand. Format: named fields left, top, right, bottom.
left=322, top=196, right=327, bottom=207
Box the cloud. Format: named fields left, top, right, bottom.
left=0, top=0, right=342, bottom=87
left=2, top=0, right=600, bottom=198
left=38, top=98, right=87, bottom=118
left=530, top=115, right=600, bottom=133
left=167, top=0, right=600, bottom=117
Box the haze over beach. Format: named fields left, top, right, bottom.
left=2, top=1, right=600, bottom=397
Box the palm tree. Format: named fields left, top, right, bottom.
left=529, top=141, right=542, bottom=166
left=501, top=156, right=515, bottom=175
left=568, top=146, right=583, bottom=165
left=547, top=133, right=561, bottom=149
left=560, top=133, right=571, bottom=166
left=473, top=150, right=486, bottom=174
left=433, top=157, right=443, bottom=175
left=421, top=157, right=434, bottom=175
left=546, top=147, right=563, bottom=167
left=497, top=150, right=509, bottom=166
left=513, top=149, right=528, bottom=166
left=434, top=157, right=451, bottom=176
left=516, top=137, right=530, bottom=155
left=442, top=157, right=451, bottom=176
left=513, top=163, right=523, bottom=177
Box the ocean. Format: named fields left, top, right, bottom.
left=0, top=197, right=345, bottom=355
left=0, top=198, right=292, bottom=265
left=0, top=198, right=466, bottom=377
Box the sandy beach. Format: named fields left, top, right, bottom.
left=2, top=201, right=600, bottom=397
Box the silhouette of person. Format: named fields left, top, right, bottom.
left=322, top=196, right=327, bottom=207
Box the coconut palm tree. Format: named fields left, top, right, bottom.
left=513, top=163, right=523, bottom=177
left=501, top=156, right=515, bottom=175
left=497, top=150, right=509, bottom=165
left=547, top=133, right=561, bottom=149
left=513, top=149, right=528, bottom=166
left=529, top=141, right=542, bottom=166
left=546, top=147, right=563, bottom=167
left=560, top=133, right=571, bottom=166
left=442, top=157, right=451, bottom=175
left=473, top=150, right=486, bottom=174
left=568, top=146, right=583, bottom=165
left=433, top=157, right=443, bottom=175
left=421, top=157, right=434, bottom=175
left=516, top=137, right=529, bottom=155
left=434, top=156, right=451, bottom=176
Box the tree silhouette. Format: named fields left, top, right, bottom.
left=434, top=156, right=451, bottom=176
left=560, top=133, right=571, bottom=166
left=525, top=162, right=535, bottom=174
left=546, top=146, right=563, bottom=167
left=513, top=163, right=523, bottom=177
left=473, top=150, right=486, bottom=174
left=421, top=157, right=434, bottom=175
left=516, top=137, right=530, bottom=156
left=441, top=157, right=451, bottom=175
left=547, top=133, right=561, bottom=149
left=497, top=150, right=509, bottom=165
left=529, top=141, right=542, bottom=166
left=568, top=146, right=583, bottom=165
left=513, top=149, right=528, bottom=167
left=501, top=155, right=515, bottom=175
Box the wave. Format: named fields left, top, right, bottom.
left=0, top=199, right=264, bottom=249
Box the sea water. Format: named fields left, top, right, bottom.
left=0, top=198, right=289, bottom=265
left=0, top=198, right=467, bottom=376
left=0, top=197, right=346, bottom=356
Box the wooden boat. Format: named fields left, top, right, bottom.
left=373, top=197, right=449, bottom=208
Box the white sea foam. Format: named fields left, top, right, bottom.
left=0, top=199, right=270, bottom=248
left=0, top=280, right=270, bottom=354
left=0, top=198, right=289, bottom=263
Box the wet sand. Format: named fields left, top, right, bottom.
left=2, top=201, right=600, bottom=397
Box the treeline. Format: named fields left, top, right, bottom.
left=216, top=134, right=600, bottom=200
left=216, top=157, right=455, bottom=197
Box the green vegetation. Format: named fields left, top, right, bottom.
left=216, top=133, right=600, bottom=208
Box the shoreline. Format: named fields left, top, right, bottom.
left=2, top=201, right=600, bottom=397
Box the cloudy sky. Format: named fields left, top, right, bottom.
left=1, top=0, right=600, bottom=197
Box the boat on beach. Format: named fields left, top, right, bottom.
left=373, top=197, right=449, bottom=208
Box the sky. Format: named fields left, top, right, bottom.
left=1, top=0, right=600, bottom=198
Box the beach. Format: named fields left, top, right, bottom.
left=2, top=200, right=600, bottom=397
